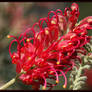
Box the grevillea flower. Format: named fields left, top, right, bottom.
left=8, top=3, right=92, bottom=90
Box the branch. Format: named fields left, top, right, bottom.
left=0, top=70, right=25, bottom=90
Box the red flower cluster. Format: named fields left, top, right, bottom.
left=8, top=3, right=92, bottom=90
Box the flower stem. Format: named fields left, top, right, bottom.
left=0, top=78, right=16, bottom=90
left=0, top=71, right=25, bottom=90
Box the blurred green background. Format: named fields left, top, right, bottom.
left=0, top=2, right=92, bottom=90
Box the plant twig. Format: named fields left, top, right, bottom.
left=0, top=71, right=25, bottom=90
left=0, top=78, right=16, bottom=90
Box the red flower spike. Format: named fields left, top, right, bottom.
left=8, top=3, right=92, bottom=90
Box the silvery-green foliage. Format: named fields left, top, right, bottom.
left=69, top=43, right=92, bottom=90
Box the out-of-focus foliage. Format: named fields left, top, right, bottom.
left=0, top=2, right=92, bottom=90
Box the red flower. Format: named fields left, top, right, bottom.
left=8, top=3, right=92, bottom=90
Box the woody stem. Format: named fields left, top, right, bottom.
left=0, top=71, right=24, bottom=90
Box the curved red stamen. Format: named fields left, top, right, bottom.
left=48, top=11, right=57, bottom=23
left=49, top=68, right=59, bottom=83
left=9, top=39, right=17, bottom=57
left=39, top=17, right=49, bottom=29
left=56, top=9, right=63, bottom=15
left=56, top=69, right=67, bottom=88
left=41, top=75, right=47, bottom=90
